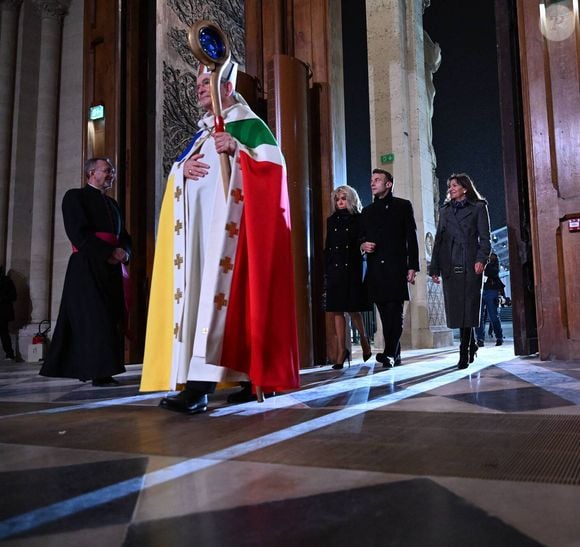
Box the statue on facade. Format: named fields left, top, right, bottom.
left=424, top=30, right=441, bottom=171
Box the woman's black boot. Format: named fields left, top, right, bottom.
left=457, top=328, right=470, bottom=369
left=468, top=329, right=478, bottom=363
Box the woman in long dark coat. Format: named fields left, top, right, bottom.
left=428, top=173, right=491, bottom=369
left=325, top=185, right=372, bottom=369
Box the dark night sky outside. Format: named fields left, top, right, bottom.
left=424, top=0, right=506, bottom=230
left=342, top=0, right=506, bottom=230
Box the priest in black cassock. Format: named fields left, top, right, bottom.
left=40, top=158, right=131, bottom=386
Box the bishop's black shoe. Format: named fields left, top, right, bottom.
left=227, top=384, right=275, bottom=404
left=159, top=391, right=208, bottom=415
left=227, top=384, right=255, bottom=404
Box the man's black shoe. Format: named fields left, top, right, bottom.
left=376, top=353, right=399, bottom=367
left=160, top=392, right=208, bottom=414
left=495, top=338, right=503, bottom=346
left=383, top=356, right=395, bottom=368
left=92, top=377, right=120, bottom=387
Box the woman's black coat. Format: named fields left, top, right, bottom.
left=360, top=192, right=420, bottom=303
left=324, top=211, right=371, bottom=312
left=428, top=199, right=491, bottom=328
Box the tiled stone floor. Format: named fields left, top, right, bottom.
left=1, top=340, right=579, bottom=546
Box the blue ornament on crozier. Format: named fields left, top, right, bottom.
left=199, top=27, right=226, bottom=61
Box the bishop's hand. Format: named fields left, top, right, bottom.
left=184, top=153, right=210, bottom=180
left=213, top=131, right=237, bottom=156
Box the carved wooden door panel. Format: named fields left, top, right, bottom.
left=517, top=0, right=580, bottom=359
left=83, top=0, right=121, bottom=191
left=83, top=0, right=151, bottom=361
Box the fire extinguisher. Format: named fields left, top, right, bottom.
left=32, top=320, right=51, bottom=346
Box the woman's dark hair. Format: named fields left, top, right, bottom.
left=446, top=172, right=485, bottom=202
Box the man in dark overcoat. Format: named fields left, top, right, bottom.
left=40, top=158, right=131, bottom=386
left=360, top=169, right=419, bottom=367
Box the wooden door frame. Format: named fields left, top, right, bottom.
left=494, top=0, right=538, bottom=356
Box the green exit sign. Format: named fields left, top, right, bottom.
left=380, top=153, right=395, bottom=164
left=89, top=104, right=105, bottom=121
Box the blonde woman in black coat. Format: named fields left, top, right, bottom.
left=325, top=185, right=372, bottom=369
left=428, top=173, right=491, bottom=369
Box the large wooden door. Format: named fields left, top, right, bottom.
left=83, top=0, right=152, bottom=362
left=517, top=0, right=580, bottom=359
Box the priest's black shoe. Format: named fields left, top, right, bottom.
left=160, top=391, right=208, bottom=414
left=92, top=377, right=120, bottom=387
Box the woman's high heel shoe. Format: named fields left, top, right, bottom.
left=361, top=337, right=372, bottom=362
left=332, top=349, right=351, bottom=370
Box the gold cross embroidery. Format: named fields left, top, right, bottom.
left=174, top=288, right=183, bottom=304
left=214, top=292, right=228, bottom=310
left=231, top=188, right=244, bottom=204
left=174, top=219, right=183, bottom=235
left=174, top=254, right=183, bottom=269
left=174, top=186, right=182, bottom=201
left=174, top=323, right=179, bottom=337
left=225, top=222, right=239, bottom=238
left=219, top=256, right=233, bottom=274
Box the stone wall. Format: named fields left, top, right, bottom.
left=0, top=0, right=82, bottom=356
left=366, top=0, right=451, bottom=349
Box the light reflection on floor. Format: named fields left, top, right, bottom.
left=1, top=344, right=579, bottom=546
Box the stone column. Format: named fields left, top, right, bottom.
left=27, top=0, right=70, bottom=325
left=366, top=0, right=452, bottom=349
left=50, top=0, right=83, bottom=331
left=0, top=0, right=23, bottom=264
